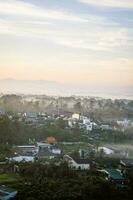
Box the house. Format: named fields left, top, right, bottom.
left=98, top=147, right=114, bottom=155
left=37, top=148, right=55, bottom=160
left=86, top=123, right=93, bottom=131
left=99, top=168, right=128, bottom=187
left=51, top=148, right=61, bottom=155
left=37, top=142, right=51, bottom=149
left=24, top=112, right=38, bottom=118
left=17, top=145, right=38, bottom=155
left=120, top=159, right=133, bottom=174
left=0, top=185, right=17, bottom=200
left=80, top=123, right=93, bottom=132
left=72, top=113, right=80, bottom=120
left=64, top=155, right=91, bottom=170
left=82, top=117, right=90, bottom=125
left=24, top=112, right=38, bottom=123
left=120, top=159, right=133, bottom=169
left=9, top=156, right=34, bottom=163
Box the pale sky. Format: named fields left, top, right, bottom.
left=0, top=0, right=133, bottom=87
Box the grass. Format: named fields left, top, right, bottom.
left=58, top=142, right=89, bottom=154
left=0, top=173, right=19, bottom=184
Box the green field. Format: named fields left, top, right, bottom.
left=0, top=173, right=19, bottom=184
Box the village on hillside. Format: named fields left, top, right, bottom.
left=0, top=108, right=133, bottom=199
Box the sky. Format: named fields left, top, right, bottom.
left=0, top=0, right=133, bottom=89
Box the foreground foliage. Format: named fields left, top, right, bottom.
left=8, top=163, right=132, bottom=200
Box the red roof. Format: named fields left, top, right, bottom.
left=45, top=137, right=57, bottom=144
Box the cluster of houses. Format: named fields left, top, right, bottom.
left=0, top=107, right=133, bottom=132
left=64, top=154, right=133, bottom=188
left=1, top=150, right=132, bottom=199
left=0, top=149, right=132, bottom=199
left=9, top=137, right=61, bottom=163
left=6, top=139, right=133, bottom=189
left=67, top=112, right=133, bottom=133
left=68, top=113, right=94, bottom=132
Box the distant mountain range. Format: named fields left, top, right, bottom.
left=0, top=79, right=63, bottom=95
left=0, top=79, right=132, bottom=100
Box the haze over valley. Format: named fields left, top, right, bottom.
left=0, top=79, right=132, bottom=99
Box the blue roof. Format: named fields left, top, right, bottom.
left=105, top=168, right=124, bottom=180
left=0, top=185, right=17, bottom=200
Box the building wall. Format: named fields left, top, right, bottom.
left=69, top=160, right=90, bottom=170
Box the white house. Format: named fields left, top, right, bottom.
left=72, top=113, right=80, bottom=120
left=83, top=118, right=91, bottom=125
left=86, top=123, right=93, bottom=131
left=51, top=148, right=61, bottom=155
left=79, top=116, right=93, bottom=131
left=17, top=145, right=38, bottom=155
left=98, top=147, right=114, bottom=155
left=9, top=156, right=34, bottom=162
left=64, top=155, right=90, bottom=170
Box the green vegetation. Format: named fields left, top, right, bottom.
left=0, top=173, right=19, bottom=184
left=0, top=116, right=86, bottom=146
left=8, top=163, right=132, bottom=200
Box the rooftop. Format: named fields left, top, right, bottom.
left=105, top=169, right=124, bottom=180
left=0, top=185, right=17, bottom=200
left=120, top=159, right=133, bottom=167
left=73, top=158, right=91, bottom=164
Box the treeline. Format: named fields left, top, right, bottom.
left=0, top=115, right=19, bottom=144
left=0, top=94, right=133, bottom=120
left=93, top=129, right=133, bottom=144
